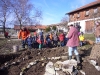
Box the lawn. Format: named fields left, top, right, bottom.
left=78, top=33, right=95, bottom=49
left=84, top=33, right=95, bottom=41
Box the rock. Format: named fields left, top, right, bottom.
left=21, top=67, right=26, bottom=72
left=42, top=63, right=45, bottom=66
left=11, top=62, right=16, bottom=65
left=20, top=72, right=24, bottom=75
left=24, top=56, right=32, bottom=60
left=62, top=59, right=77, bottom=67
left=17, top=60, right=21, bottom=63
left=26, top=64, right=31, bottom=69
left=80, top=70, right=85, bottom=75
left=41, top=58, right=44, bottom=61
left=89, top=60, right=97, bottom=66
left=56, top=70, right=67, bottom=75
left=45, top=61, right=55, bottom=74
left=95, top=66, right=100, bottom=71
left=62, top=64, right=74, bottom=74
left=54, top=61, right=62, bottom=70
left=61, top=56, right=68, bottom=60
left=29, top=61, right=37, bottom=65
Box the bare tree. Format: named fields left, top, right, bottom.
left=89, top=8, right=100, bottom=32
left=10, top=0, right=42, bottom=29
left=0, top=0, right=11, bottom=36
left=61, top=16, right=69, bottom=26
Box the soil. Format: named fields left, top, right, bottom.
left=0, top=38, right=100, bottom=75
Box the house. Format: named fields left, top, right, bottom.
left=56, top=23, right=68, bottom=32
left=0, top=27, right=12, bottom=34
left=48, top=23, right=68, bottom=33
left=14, top=25, right=47, bottom=33
left=66, top=0, right=100, bottom=33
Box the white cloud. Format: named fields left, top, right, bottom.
left=70, top=3, right=78, bottom=10
left=78, top=0, right=95, bottom=5
left=43, top=0, right=50, bottom=9
left=70, top=0, right=95, bottom=10
left=42, top=17, right=54, bottom=25
left=78, top=0, right=87, bottom=5
left=41, top=15, right=60, bottom=25
left=45, top=12, right=56, bottom=17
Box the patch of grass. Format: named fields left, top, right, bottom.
left=78, top=33, right=95, bottom=49
left=0, top=38, right=7, bottom=47
left=84, top=33, right=95, bottom=41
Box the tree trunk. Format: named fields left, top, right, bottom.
left=3, top=24, right=5, bottom=37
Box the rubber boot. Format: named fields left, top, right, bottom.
left=39, top=44, right=42, bottom=50
left=76, top=55, right=80, bottom=63
left=69, top=56, right=72, bottom=60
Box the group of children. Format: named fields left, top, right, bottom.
left=26, top=31, right=86, bottom=49
left=18, top=26, right=85, bottom=50
left=26, top=31, right=68, bottom=49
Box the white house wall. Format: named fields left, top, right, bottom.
left=68, top=21, right=85, bottom=33
left=57, top=26, right=68, bottom=32
left=68, top=17, right=100, bottom=33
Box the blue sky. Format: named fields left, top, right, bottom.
left=30, top=0, right=96, bottom=25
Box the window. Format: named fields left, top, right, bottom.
left=73, top=16, right=74, bottom=19
left=94, top=8, right=98, bottom=14
left=77, top=13, right=80, bottom=18
left=85, top=10, right=89, bottom=16
left=71, top=14, right=74, bottom=18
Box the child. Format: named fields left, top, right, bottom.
left=26, top=34, right=33, bottom=49
left=79, top=32, right=85, bottom=46
left=46, top=34, right=52, bottom=48
left=53, top=33, right=58, bottom=47
left=59, top=32, right=65, bottom=47
left=37, top=34, right=44, bottom=50
left=33, top=32, right=38, bottom=49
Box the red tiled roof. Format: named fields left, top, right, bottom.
left=14, top=25, right=47, bottom=30
left=67, top=0, right=100, bottom=14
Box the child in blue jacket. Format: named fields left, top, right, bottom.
left=26, top=34, right=33, bottom=49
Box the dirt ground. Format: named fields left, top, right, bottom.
left=0, top=38, right=100, bottom=75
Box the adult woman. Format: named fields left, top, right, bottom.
left=94, top=22, right=100, bottom=44
left=66, top=24, right=80, bottom=63
left=18, top=26, right=30, bottom=48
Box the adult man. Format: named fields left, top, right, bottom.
left=18, top=26, right=30, bottom=48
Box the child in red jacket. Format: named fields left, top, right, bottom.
left=59, top=32, right=65, bottom=47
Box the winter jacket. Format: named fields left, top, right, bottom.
left=26, top=37, right=33, bottom=45
left=53, top=34, right=58, bottom=41
left=46, top=35, right=51, bottom=43
left=18, top=29, right=30, bottom=40
left=33, top=32, right=37, bottom=36
left=66, top=26, right=79, bottom=47
left=37, top=39, right=42, bottom=44
left=5, top=32, right=8, bottom=36
left=79, top=35, right=84, bottom=41
left=39, top=31, right=43, bottom=36
left=33, top=35, right=38, bottom=43
left=37, top=34, right=44, bottom=44
left=59, top=33, right=64, bottom=41
left=49, top=33, right=53, bottom=40
left=94, top=25, right=100, bottom=37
